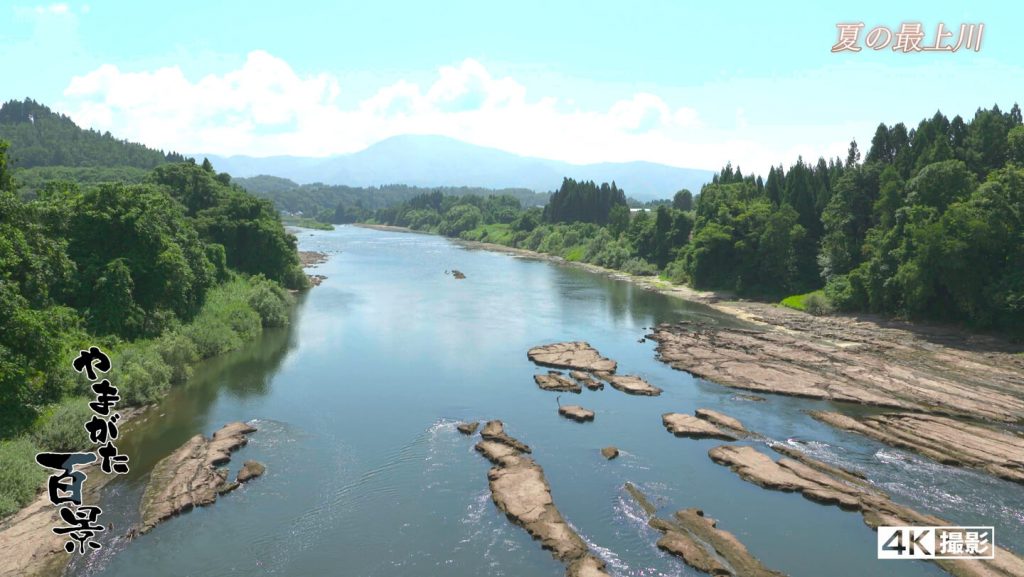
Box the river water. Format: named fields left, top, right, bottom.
left=68, top=225, right=1023, bottom=577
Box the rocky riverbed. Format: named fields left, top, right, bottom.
left=138, top=421, right=263, bottom=534
left=470, top=420, right=611, bottom=577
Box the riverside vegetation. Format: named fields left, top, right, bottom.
left=364, top=104, right=1024, bottom=337
left=0, top=99, right=307, bottom=518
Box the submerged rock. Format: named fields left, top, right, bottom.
left=662, top=413, right=738, bottom=441
left=809, top=411, right=1024, bottom=484
left=456, top=421, right=480, bottom=436
left=534, top=371, right=582, bottom=393
left=558, top=405, right=595, bottom=422
left=138, top=421, right=258, bottom=534
left=528, top=342, right=617, bottom=373
left=600, top=446, right=619, bottom=460
left=474, top=420, right=611, bottom=577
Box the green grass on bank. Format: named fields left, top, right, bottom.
left=780, top=290, right=831, bottom=315
left=0, top=274, right=294, bottom=519
left=459, top=223, right=514, bottom=245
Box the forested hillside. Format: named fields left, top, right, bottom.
left=236, top=175, right=549, bottom=223
left=371, top=104, right=1024, bottom=335
left=0, top=98, right=185, bottom=169
left=0, top=123, right=308, bottom=515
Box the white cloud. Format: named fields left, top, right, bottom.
left=59, top=50, right=849, bottom=174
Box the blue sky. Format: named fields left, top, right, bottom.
left=2, top=1, right=1021, bottom=173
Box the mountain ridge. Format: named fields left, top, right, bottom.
left=199, top=134, right=713, bottom=201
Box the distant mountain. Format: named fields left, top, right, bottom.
left=201, top=135, right=713, bottom=201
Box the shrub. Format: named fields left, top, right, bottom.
left=621, top=257, right=658, bottom=276
left=31, top=397, right=93, bottom=451
left=803, top=293, right=832, bottom=316
left=246, top=275, right=292, bottom=327
left=0, top=438, right=46, bottom=518
left=153, top=331, right=200, bottom=384
left=115, top=343, right=173, bottom=406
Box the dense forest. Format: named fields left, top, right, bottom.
left=236, top=175, right=550, bottom=224
left=0, top=107, right=308, bottom=516
left=371, top=104, right=1024, bottom=335
left=0, top=99, right=186, bottom=169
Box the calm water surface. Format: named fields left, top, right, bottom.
left=69, top=226, right=1023, bottom=577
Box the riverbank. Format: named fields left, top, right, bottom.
left=356, top=222, right=1024, bottom=425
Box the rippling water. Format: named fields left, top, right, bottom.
left=67, top=226, right=1023, bottom=577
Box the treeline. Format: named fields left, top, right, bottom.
left=236, top=175, right=549, bottom=224
left=0, top=99, right=186, bottom=169
left=683, top=104, right=1023, bottom=332
left=369, top=104, right=1024, bottom=335
left=1, top=144, right=306, bottom=433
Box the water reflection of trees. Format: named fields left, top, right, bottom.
left=117, top=295, right=305, bottom=477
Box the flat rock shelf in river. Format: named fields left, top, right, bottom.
left=528, top=342, right=617, bottom=373
left=558, top=405, right=595, bottom=422
left=535, top=371, right=583, bottom=393
left=662, top=411, right=741, bottom=441
left=708, top=444, right=1024, bottom=577
left=474, top=421, right=611, bottom=577
left=647, top=322, right=1024, bottom=423
left=594, top=372, right=662, bottom=396
left=138, top=421, right=259, bottom=534
left=809, top=411, right=1024, bottom=484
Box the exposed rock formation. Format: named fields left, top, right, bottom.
left=624, top=482, right=786, bottom=577
left=647, top=320, right=1024, bottom=423
left=535, top=371, right=582, bottom=393
left=809, top=411, right=1024, bottom=484
left=480, top=420, right=531, bottom=453
left=456, top=421, right=480, bottom=435
left=694, top=409, right=748, bottom=434
left=570, top=370, right=603, bottom=390
left=708, top=444, right=1024, bottom=577
left=601, top=447, right=619, bottom=460
left=528, top=342, right=617, bottom=373
left=298, top=251, right=328, bottom=267
left=451, top=269, right=466, bottom=279
left=558, top=405, right=595, bottom=422
left=594, top=372, right=662, bottom=396
left=662, top=413, right=739, bottom=441
left=474, top=421, right=610, bottom=577
left=138, top=421, right=258, bottom=534
left=237, top=460, right=266, bottom=483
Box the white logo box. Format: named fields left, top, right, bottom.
left=878, top=526, right=995, bottom=560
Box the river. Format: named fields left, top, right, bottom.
left=67, top=225, right=1023, bottom=577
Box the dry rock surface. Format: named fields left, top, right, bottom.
left=456, top=421, right=480, bottom=435
left=558, top=405, right=595, bottom=422
left=595, top=372, right=662, bottom=396
left=570, top=370, right=604, bottom=390
left=139, top=421, right=258, bottom=534
left=601, top=446, right=619, bottom=460
left=709, top=444, right=1024, bottom=577
left=528, top=342, right=617, bottom=373
left=535, top=371, right=583, bottom=393
left=647, top=311, right=1024, bottom=423
left=474, top=421, right=611, bottom=577
left=662, top=408, right=748, bottom=441
left=809, top=411, right=1024, bottom=484
left=625, top=482, right=785, bottom=577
